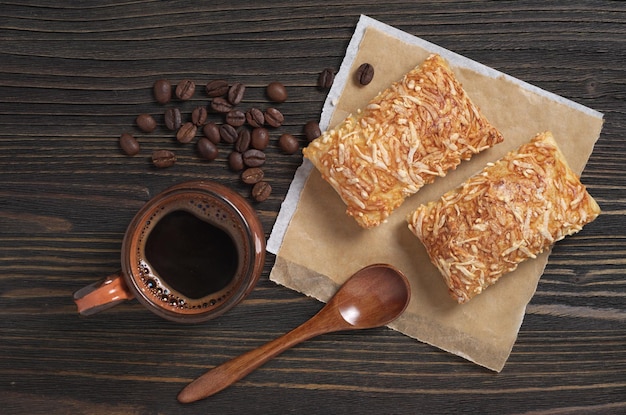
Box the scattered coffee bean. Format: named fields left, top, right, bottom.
left=356, top=62, right=374, bottom=85
left=318, top=68, right=335, bottom=89
left=210, top=97, right=233, bottom=113
left=246, top=108, right=265, bottom=128
left=197, top=137, right=219, bottom=161
left=119, top=133, right=140, bottom=156
left=251, top=127, right=270, bottom=150
left=228, top=151, right=244, bottom=171
left=164, top=107, right=182, bottom=131
left=266, top=81, right=288, bottom=103
left=227, top=82, right=245, bottom=105
left=279, top=133, right=299, bottom=155
left=203, top=122, right=221, bottom=144
left=191, top=106, right=208, bottom=126
left=241, top=167, right=264, bottom=184
left=152, top=149, right=176, bottom=168
left=303, top=120, right=321, bottom=142
left=242, top=149, right=266, bottom=167
left=220, top=124, right=238, bottom=144
left=264, top=107, right=284, bottom=128
left=225, top=109, right=246, bottom=127
left=177, top=122, right=197, bottom=144
left=235, top=128, right=251, bottom=153
left=153, top=79, right=172, bottom=104
left=136, top=113, right=157, bottom=133
left=123, top=76, right=311, bottom=202
left=252, top=181, right=272, bottom=202
left=175, top=79, right=196, bottom=100
left=205, top=79, right=229, bottom=97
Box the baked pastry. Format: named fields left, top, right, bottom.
left=407, top=131, right=601, bottom=303
left=303, top=54, right=503, bottom=228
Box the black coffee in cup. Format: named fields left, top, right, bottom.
left=133, top=196, right=246, bottom=311
left=74, top=181, right=265, bottom=323
left=144, top=209, right=238, bottom=299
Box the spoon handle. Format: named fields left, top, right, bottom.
left=178, top=312, right=337, bottom=403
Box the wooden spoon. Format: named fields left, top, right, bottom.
left=178, top=263, right=411, bottom=403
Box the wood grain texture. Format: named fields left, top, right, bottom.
left=1, top=1, right=625, bottom=414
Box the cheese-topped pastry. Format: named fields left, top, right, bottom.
left=407, top=131, right=601, bottom=303
left=303, top=54, right=503, bottom=228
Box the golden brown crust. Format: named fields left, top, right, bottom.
left=407, top=131, right=601, bottom=303
left=303, top=54, right=503, bottom=228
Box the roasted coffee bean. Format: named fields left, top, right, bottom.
left=246, top=108, right=265, bottom=128
left=278, top=133, right=299, bottom=155
left=205, top=79, right=229, bottom=97
left=153, top=79, right=172, bottom=104
left=235, top=128, right=251, bottom=153
left=191, top=106, right=208, bottom=126
left=152, top=149, right=176, bottom=168
left=228, top=151, right=244, bottom=171
left=227, top=82, right=245, bottom=105
left=356, top=62, right=374, bottom=85
left=252, top=181, right=272, bottom=202
left=303, top=120, right=321, bottom=142
left=119, top=133, right=140, bottom=156
left=241, top=167, right=264, bottom=184
left=242, top=149, right=266, bottom=167
left=164, top=107, right=182, bottom=131
left=136, top=113, right=157, bottom=133
left=266, top=81, right=288, bottom=103
left=264, top=107, right=284, bottom=128
left=251, top=127, right=270, bottom=150
left=210, top=97, right=233, bottom=113
left=177, top=122, right=197, bottom=144
left=219, top=124, right=238, bottom=144
left=202, top=122, right=221, bottom=144
left=318, top=68, right=335, bottom=89
left=197, top=137, right=219, bottom=161
left=225, top=109, right=246, bottom=127
left=175, top=79, right=196, bottom=100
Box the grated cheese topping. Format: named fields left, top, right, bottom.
left=407, top=131, right=601, bottom=303
left=303, top=54, right=503, bottom=228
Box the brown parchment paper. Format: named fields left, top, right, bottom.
left=268, top=16, right=603, bottom=371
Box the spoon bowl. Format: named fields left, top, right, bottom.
left=332, top=263, right=411, bottom=329
left=178, top=263, right=410, bottom=403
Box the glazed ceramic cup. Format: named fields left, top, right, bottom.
left=73, top=180, right=266, bottom=323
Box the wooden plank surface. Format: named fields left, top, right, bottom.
left=1, top=1, right=625, bottom=414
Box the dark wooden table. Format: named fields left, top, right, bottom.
left=1, top=2, right=624, bottom=414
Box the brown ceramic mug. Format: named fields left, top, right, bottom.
left=73, top=180, right=266, bottom=323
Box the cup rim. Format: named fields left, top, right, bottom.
left=120, top=180, right=266, bottom=323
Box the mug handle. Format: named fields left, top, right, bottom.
left=73, top=271, right=135, bottom=316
